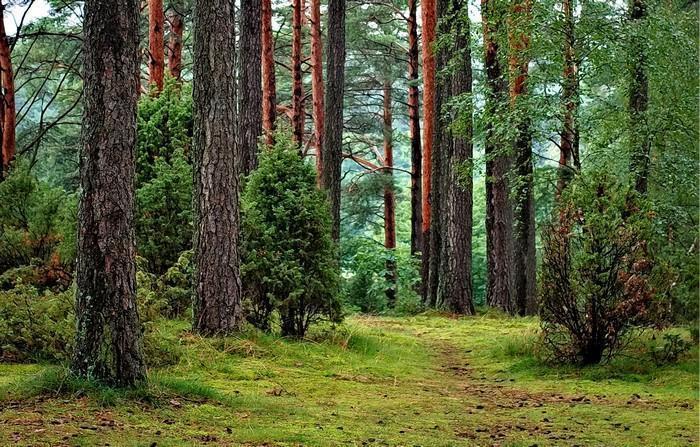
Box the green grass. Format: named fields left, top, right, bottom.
left=0, top=315, right=697, bottom=446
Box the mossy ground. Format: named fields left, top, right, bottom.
left=0, top=314, right=697, bottom=446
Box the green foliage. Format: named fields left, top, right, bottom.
left=241, top=131, right=342, bottom=337
left=648, top=332, right=693, bottom=366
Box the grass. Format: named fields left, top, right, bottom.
left=0, top=314, right=697, bottom=446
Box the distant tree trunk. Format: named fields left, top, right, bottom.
left=408, top=0, right=422, bottom=257
left=167, top=0, right=184, bottom=80
left=436, top=0, right=474, bottom=315
left=192, top=0, right=243, bottom=334
left=383, top=80, right=397, bottom=307
left=310, top=0, right=325, bottom=182
left=291, top=0, right=304, bottom=146
left=321, top=0, right=346, bottom=241
left=482, top=0, right=515, bottom=313
left=509, top=0, right=536, bottom=316
left=0, top=4, right=15, bottom=178
left=72, top=0, right=146, bottom=386
left=628, top=0, right=649, bottom=195
left=148, top=0, right=165, bottom=91
left=261, top=0, right=277, bottom=145
left=558, top=0, right=579, bottom=194
left=420, top=0, right=437, bottom=304
left=238, top=0, right=262, bottom=175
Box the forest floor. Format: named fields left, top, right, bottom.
left=0, top=314, right=697, bottom=446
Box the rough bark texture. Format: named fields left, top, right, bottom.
left=628, top=0, right=649, bottom=195
left=261, top=0, right=277, bottom=145
left=558, top=0, right=579, bottom=194
left=0, top=4, right=15, bottom=178
left=310, top=0, right=325, bottom=181
left=167, top=0, right=184, bottom=80
left=435, top=0, right=474, bottom=315
left=420, top=0, right=437, bottom=304
left=148, top=0, right=165, bottom=91
left=291, top=0, right=304, bottom=146
left=509, top=0, right=536, bottom=316
left=321, top=0, right=346, bottom=241
left=383, top=81, right=397, bottom=307
left=408, top=0, right=422, bottom=257
left=71, top=0, right=146, bottom=386
left=482, top=0, right=515, bottom=313
left=192, top=0, right=243, bottom=334
left=237, top=0, right=262, bottom=175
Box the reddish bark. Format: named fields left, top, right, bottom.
left=261, top=0, right=277, bottom=144
left=558, top=0, right=579, bottom=194
left=0, top=5, right=15, bottom=176
left=291, top=0, right=304, bottom=146
left=167, top=1, right=184, bottom=80
left=148, top=0, right=165, bottom=91
left=310, top=0, right=324, bottom=181
left=383, top=81, right=397, bottom=306
left=408, top=0, right=422, bottom=256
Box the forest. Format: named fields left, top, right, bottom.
left=0, top=0, right=697, bottom=445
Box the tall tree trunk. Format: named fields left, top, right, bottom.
left=72, top=0, right=146, bottom=386
left=291, top=0, right=304, bottom=146
left=509, top=0, right=536, bottom=316
left=261, top=0, right=277, bottom=144
left=238, top=0, right=263, bottom=175
left=310, top=0, right=325, bottom=181
left=408, top=0, right=422, bottom=257
left=321, top=0, right=346, bottom=241
left=558, top=0, right=579, bottom=193
left=482, top=0, right=515, bottom=313
left=420, top=0, right=437, bottom=304
left=436, top=0, right=474, bottom=315
left=167, top=0, right=184, bottom=80
left=383, top=80, right=397, bottom=307
left=628, top=0, right=649, bottom=195
left=192, top=0, right=243, bottom=334
left=148, top=0, right=165, bottom=91
left=0, top=4, right=15, bottom=178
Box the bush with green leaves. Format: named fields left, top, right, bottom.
left=241, top=131, right=342, bottom=337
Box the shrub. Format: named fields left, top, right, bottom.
left=539, top=173, right=655, bottom=365
left=241, top=130, right=342, bottom=337
left=648, top=333, right=692, bottom=366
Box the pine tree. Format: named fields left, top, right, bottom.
left=238, top=0, right=263, bottom=175
left=148, top=0, right=165, bottom=91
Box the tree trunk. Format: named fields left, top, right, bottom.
left=383, top=80, right=397, bottom=307
left=628, top=0, right=649, bottom=195
left=72, top=0, right=146, bottom=386
left=148, top=0, right=165, bottom=91
left=436, top=0, right=474, bottom=315
left=261, top=0, right=277, bottom=145
left=167, top=0, right=184, bottom=80
left=291, top=0, right=304, bottom=146
left=238, top=0, right=262, bottom=175
left=192, top=0, right=243, bottom=334
left=310, top=0, right=325, bottom=182
left=420, top=0, right=437, bottom=304
left=509, top=0, right=536, bottom=316
left=321, top=0, right=346, bottom=241
left=0, top=4, right=15, bottom=178
left=482, top=0, right=515, bottom=313
left=408, top=0, right=422, bottom=257
left=558, top=0, right=579, bottom=194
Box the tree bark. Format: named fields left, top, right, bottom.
left=321, top=0, right=346, bottom=241
left=436, top=0, right=474, bottom=315
left=310, top=0, right=325, bottom=182
left=420, top=0, right=437, bottom=304
left=167, top=0, right=184, bottom=80
left=408, top=0, right=422, bottom=257
left=383, top=80, right=397, bottom=307
left=482, top=0, right=515, bottom=313
left=72, top=0, right=146, bottom=386
left=148, top=0, right=165, bottom=91
left=261, top=0, right=277, bottom=145
left=291, top=0, right=304, bottom=146
left=558, top=0, right=579, bottom=194
left=628, top=0, right=649, bottom=195
left=0, top=4, right=15, bottom=178
left=192, top=0, right=243, bottom=334
left=238, top=0, right=263, bottom=175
